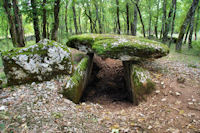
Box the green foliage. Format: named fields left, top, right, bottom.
left=192, top=40, right=200, bottom=52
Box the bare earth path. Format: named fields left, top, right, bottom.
left=0, top=54, right=200, bottom=133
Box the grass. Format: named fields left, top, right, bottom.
left=162, top=43, right=200, bottom=67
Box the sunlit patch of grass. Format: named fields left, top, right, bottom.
left=163, top=43, right=200, bottom=67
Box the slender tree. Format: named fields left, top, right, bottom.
left=126, top=3, right=130, bottom=34
left=51, top=0, right=60, bottom=41
left=31, top=0, right=40, bottom=42
left=195, top=6, right=200, bottom=40
left=3, top=0, right=17, bottom=47
left=161, top=0, right=166, bottom=40
left=65, top=1, right=69, bottom=34
left=95, top=2, right=102, bottom=33
left=42, top=0, right=47, bottom=38
left=155, top=0, right=160, bottom=38
left=176, top=0, right=199, bottom=51
left=116, top=0, right=121, bottom=34
left=169, top=0, right=177, bottom=47
left=163, top=0, right=176, bottom=42
left=188, top=14, right=195, bottom=49
left=12, top=0, right=25, bottom=47
left=72, top=0, right=78, bottom=34
left=147, top=0, right=152, bottom=37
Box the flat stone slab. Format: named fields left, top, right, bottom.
left=67, top=34, right=169, bottom=61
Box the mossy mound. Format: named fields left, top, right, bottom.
left=67, top=34, right=169, bottom=61
left=62, top=54, right=93, bottom=103
left=2, top=39, right=73, bottom=85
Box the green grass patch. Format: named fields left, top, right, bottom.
left=163, top=43, right=200, bottom=67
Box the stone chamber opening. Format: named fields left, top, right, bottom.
left=81, top=55, right=130, bottom=104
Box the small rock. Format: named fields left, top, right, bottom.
left=161, top=98, right=167, bottom=102
left=148, top=125, right=152, bottom=129
left=175, top=92, right=181, bottom=96
left=177, top=76, right=185, bottom=83
left=188, top=102, right=193, bottom=105
left=0, top=105, right=7, bottom=111
left=155, top=90, right=160, bottom=94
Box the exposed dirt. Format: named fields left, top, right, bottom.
left=0, top=54, right=200, bottom=132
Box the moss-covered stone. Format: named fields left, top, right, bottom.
left=123, top=62, right=155, bottom=105
left=2, top=39, right=73, bottom=85
left=62, top=54, right=93, bottom=103
left=67, top=34, right=169, bottom=61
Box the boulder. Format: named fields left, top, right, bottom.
left=1, top=39, right=73, bottom=85
left=67, top=34, right=169, bottom=61
left=123, top=61, right=155, bottom=105
left=62, top=53, right=93, bottom=103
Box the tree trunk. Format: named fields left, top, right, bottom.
left=42, top=0, right=47, bottom=38
left=148, top=0, right=152, bottom=37
left=31, top=0, right=40, bottom=43
left=131, top=0, right=139, bottom=36
left=133, top=0, right=146, bottom=37
left=161, top=0, right=167, bottom=40
left=116, top=0, right=121, bottom=34
left=169, top=0, right=177, bottom=47
left=176, top=0, right=199, bottom=51
left=72, top=1, right=78, bottom=34
left=95, top=3, right=102, bottom=33
left=65, top=1, right=68, bottom=33
left=78, top=8, right=82, bottom=34
left=195, top=6, right=199, bottom=40
left=184, top=23, right=191, bottom=44
left=12, top=0, right=25, bottom=47
left=188, top=14, right=195, bottom=49
left=126, top=3, right=130, bottom=35
left=163, top=0, right=176, bottom=42
left=3, top=0, right=18, bottom=47
left=51, top=0, right=60, bottom=41
left=155, top=0, right=160, bottom=38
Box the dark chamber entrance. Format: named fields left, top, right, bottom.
left=81, top=55, right=129, bottom=104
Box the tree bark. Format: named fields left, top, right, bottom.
left=131, top=0, right=145, bottom=37
left=95, top=2, right=102, bottom=33
left=176, top=0, right=199, bottom=51
left=161, top=0, right=167, bottom=40
left=72, top=1, right=78, bottom=34
left=163, top=0, right=176, bottom=42
left=169, top=0, right=177, bottom=47
left=126, top=3, right=130, bottom=35
left=195, top=6, right=199, bottom=40
left=188, top=14, right=195, bottom=49
left=51, top=0, right=60, bottom=41
left=42, top=0, right=47, bottom=38
left=148, top=0, right=152, bottom=37
left=78, top=8, right=82, bottom=34
left=131, top=0, right=139, bottom=36
left=155, top=0, right=160, bottom=38
left=12, top=0, right=25, bottom=47
left=184, top=23, right=191, bottom=44
left=3, top=0, right=17, bottom=47
left=116, top=0, right=121, bottom=34
left=31, top=0, right=40, bottom=43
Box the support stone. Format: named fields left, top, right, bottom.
left=123, top=61, right=155, bottom=105
left=62, top=53, right=94, bottom=103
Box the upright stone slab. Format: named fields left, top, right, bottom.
left=62, top=53, right=93, bottom=103
left=2, top=39, right=73, bottom=85
left=123, top=62, right=155, bottom=105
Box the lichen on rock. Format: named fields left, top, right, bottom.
left=62, top=54, right=93, bottom=104
left=67, top=34, right=169, bottom=61
left=123, top=62, right=155, bottom=105
left=2, top=39, right=73, bottom=85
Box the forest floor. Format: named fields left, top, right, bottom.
left=0, top=49, right=200, bottom=132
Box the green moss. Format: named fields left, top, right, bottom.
left=1, top=39, right=70, bottom=58
left=63, top=57, right=89, bottom=103
left=67, top=34, right=169, bottom=60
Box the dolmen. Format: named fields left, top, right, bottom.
left=1, top=34, right=169, bottom=105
